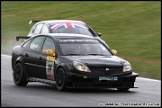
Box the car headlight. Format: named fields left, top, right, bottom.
left=73, top=61, right=91, bottom=72
left=123, top=61, right=132, bottom=72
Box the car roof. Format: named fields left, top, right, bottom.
left=42, top=33, right=95, bottom=39
left=39, top=20, right=86, bottom=25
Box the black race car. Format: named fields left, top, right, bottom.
left=12, top=33, right=138, bottom=91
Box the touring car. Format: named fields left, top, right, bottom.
left=27, top=20, right=109, bottom=48
left=12, top=33, right=138, bottom=91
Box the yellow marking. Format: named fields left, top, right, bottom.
left=47, top=56, right=55, bottom=62
left=83, top=76, right=88, bottom=79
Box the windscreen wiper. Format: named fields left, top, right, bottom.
left=86, top=54, right=106, bottom=56
left=65, top=54, right=84, bottom=56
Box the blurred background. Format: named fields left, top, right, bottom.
left=1, top=1, right=161, bottom=80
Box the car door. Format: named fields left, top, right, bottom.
left=24, top=36, right=45, bottom=78
left=37, top=37, right=56, bottom=80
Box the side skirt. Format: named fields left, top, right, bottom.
left=28, top=77, right=56, bottom=85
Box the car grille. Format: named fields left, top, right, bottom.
left=89, top=66, right=123, bottom=76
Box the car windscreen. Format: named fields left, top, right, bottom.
left=58, top=39, right=112, bottom=56
left=52, top=28, right=94, bottom=36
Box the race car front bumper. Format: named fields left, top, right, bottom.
left=65, top=72, right=139, bottom=88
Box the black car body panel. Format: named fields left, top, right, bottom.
left=12, top=33, right=138, bottom=90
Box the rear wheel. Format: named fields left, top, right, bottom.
left=117, top=88, right=130, bottom=91
left=13, top=63, right=28, bottom=86
left=55, top=68, right=66, bottom=91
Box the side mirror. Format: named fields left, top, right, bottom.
left=43, top=49, right=56, bottom=57
left=97, top=32, right=102, bottom=37
left=111, top=49, right=117, bottom=55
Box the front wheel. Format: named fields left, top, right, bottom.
left=55, top=68, right=66, bottom=91
left=117, top=88, right=130, bottom=91
left=13, top=63, right=28, bottom=86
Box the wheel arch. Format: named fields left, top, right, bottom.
left=15, top=55, right=25, bottom=65
left=14, top=55, right=29, bottom=77
left=54, top=63, right=70, bottom=80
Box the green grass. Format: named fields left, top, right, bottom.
left=1, top=1, right=161, bottom=80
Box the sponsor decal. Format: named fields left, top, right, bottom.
left=47, top=56, right=55, bottom=62
left=30, top=43, right=38, bottom=49
left=59, top=39, right=96, bottom=43
left=99, top=76, right=118, bottom=81
left=46, top=56, right=55, bottom=80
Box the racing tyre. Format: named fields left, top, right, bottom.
left=56, top=68, right=66, bottom=91
left=13, top=63, right=28, bottom=86
left=117, top=88, right=130, bottom=91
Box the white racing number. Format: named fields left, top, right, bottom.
left=46, top=56, right=55, bottom=80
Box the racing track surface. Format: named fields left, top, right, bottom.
left=1, top=55, right=161, bottom=107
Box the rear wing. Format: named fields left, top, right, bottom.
left=16, top=36, right=31, bottom=41
left=29, top=20, right=41, bottom=24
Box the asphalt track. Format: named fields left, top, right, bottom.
left=1, top=55, right=161, bottom=107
